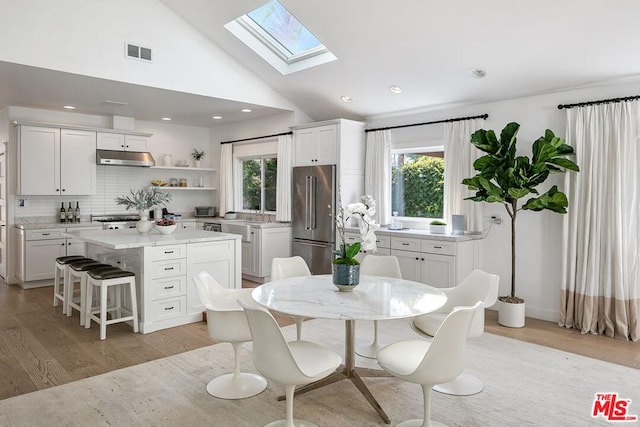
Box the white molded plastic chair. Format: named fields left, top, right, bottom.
left=239, top=299, right=342, bottom=427
left=378, top=301, right=482, bottom=427
left=356, top=255, right=402, bottom=359
left=270, top=256, right=312, bottom=341
left=411, top=269, right=499, bottom=396
left=193, top=271, right=267, bottom=399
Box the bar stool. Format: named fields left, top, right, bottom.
left=66, top=259, right=112, bottom=325
left=85, top=267, right=139, bottom=340
left=53, top=255, right=89, bottom=313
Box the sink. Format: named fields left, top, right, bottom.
left=221, top=223, right=252, bottom=242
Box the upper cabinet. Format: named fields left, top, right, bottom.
left=292, top=119, right=366, bottom=206
left=97, top=132, right=148, bottom=151
left=293, top=124, right=338, bottom=166
left=17, top=125, right=96, bottom=195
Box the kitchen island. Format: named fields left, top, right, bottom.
left=64, top=228, right=241, bottom=333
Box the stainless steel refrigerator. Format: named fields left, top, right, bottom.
left=291, top=165, right=336, bottom=274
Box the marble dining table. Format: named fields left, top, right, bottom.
left=251, top=274, right=447, bottom=424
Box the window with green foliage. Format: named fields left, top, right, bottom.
left=241, top=157, right=277, bottom=212
left=391, top=148, right=444, bottom=219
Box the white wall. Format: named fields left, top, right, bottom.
left=366, top=79, right=640, bottom=323
left=0, top=0, right=298, bottom=111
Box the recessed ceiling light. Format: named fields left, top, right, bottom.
left=241, top=108, right=252, bottom=113
left=162, top=117, right=172, bottom=121
left=63, top=105, right=76, bottom=110
left=389, top=85, right=402, bottom=94
left=212, top=116, right=222, bottom=120
left=340, top=95, right=353, bottom=103
left=470, top=68, right=487, bottom=78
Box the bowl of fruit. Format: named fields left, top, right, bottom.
left=155, top=218, right=177, bottom=235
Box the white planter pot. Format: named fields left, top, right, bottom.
left=497, top=300, right=525, bottom=328
left=430, top=224, right=446, bottom=234
left=136, top=210, right=153, bottom=233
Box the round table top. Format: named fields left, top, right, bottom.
left=251, top=274, right=447, bottom=321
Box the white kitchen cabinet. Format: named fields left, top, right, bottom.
left=343, top=231, right=391, bottom=264
left=242, top=226, right=292, bottom=282
left=389, top=235, right=477, bottom=288
left=293, top=124, right=338, bottom=166
left=186, top=239, right=240, bottom=317
left=17, top=125, right=96, bottom=195
left=16, top=226, right=102, bottom=285
left=179, top=221, right=196, bottom=230
left=97, top=132, right=149, bottom=151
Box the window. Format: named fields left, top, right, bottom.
left=241, top=157, right=277, bottom=212
left=225, top=0, right=337, bottom=75
left=391, top=147, right=444, bottom=220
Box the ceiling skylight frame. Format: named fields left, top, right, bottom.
left=225, top=1, right=337, bottom=75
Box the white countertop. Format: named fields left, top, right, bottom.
left=346, top=226, right=482, bottom=242
left=63, top=228, right=240, bottom=249
left=201, top=217, right=291, bottom=229
left=15, top=218, right=198, bottom=230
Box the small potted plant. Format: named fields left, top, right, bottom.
left=115, top=187, right=172, bottom=233
left=429, top=220, right=447, bottom=234
left=333, top=194, right=378, bottom=291
left=191, top=149, right=205, bottom=168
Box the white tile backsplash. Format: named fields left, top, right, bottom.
left=15, top=165, right=216, bottom=220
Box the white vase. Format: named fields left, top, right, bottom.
left=497, top=300, right=525, bottom=328
left=136, top=210, right=153, bottom=233
left=194, top=159, right=201, bottom=168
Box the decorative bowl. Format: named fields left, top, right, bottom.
left=156, top=224, right=177, bottom=235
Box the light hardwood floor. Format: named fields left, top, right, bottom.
left=0, top=280, right=637, bottom=401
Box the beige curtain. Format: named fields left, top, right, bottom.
left=219, top=143, right=234, bottom=215
left=364, top=130, right=391, bottom=225
left=275, top=134, right=293, bottom=222
left=443, top=119, right=483, bottom=232
left=560, top=102, right=640, bottom=341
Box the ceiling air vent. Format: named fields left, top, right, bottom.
left=125, top=42, right=152, bottom=62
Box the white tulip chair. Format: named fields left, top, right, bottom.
left=378, top=301, right=482, bottom=427
left=411, top=269, right=499, bottom=396
left=193, top=271, right=267, bottom=399
left=270, top=256, right=312, bottom=341
left=356, top=255, right=402, bottom=358
left=239, top=299, right=342, bottom=427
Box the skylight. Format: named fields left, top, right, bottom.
left=225, top=0, right=336, bottom=75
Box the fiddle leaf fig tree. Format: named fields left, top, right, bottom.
left=462, top=122, right=579, bottom=304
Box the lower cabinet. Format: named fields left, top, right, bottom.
left=17, top=226, right=101, bottom=286
left=242, top=226, right=292, bottom=282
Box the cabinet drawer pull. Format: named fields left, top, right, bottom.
left=163, top=285, right=174, bottom=290
left=164, top=306, right=174, bottom=311
left=415, top=257, right=419, bottom=260
left=42, top=233, right=50, bottom=236
left=433, top=245, right=442, bottom=249
left=164, top=267, right=174, bottom=271
left=164, top=250, right=174, bottom=254
left=402, top=243, right=410, bottom=246
left=421, top=258, right=425, bottom=261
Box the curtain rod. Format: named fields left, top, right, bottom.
left=221, top=131, right=293, bottom=144
left=364, top=113, right=489, bottom=133
left=557, top=95, right=640, bottom=110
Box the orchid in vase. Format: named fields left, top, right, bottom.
left=334, top=194, right=380, bottom=265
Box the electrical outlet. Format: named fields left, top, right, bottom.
left=490, top=215, right=502, bottom=224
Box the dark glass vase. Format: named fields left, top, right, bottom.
left=332, top=263, right=360, bottom=291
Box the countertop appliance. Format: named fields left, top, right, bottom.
left=202, top=222, right=222, bottom=232
left=291, top=165, right=336, bottom=274
left=91, top=213, right=140, bottom=230
left=194, top=206, right=217, bottom=217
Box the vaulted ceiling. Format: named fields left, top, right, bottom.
left=2, top=1, right=640, bottom=127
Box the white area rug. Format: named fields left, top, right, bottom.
left=0, top=318, right=638, bottom=426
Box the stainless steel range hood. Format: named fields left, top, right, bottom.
left=96, top=149, right=155, bottom=167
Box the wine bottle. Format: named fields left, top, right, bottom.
left=59, top=202, right=66, bottom=223
left=75, top=202, right=80, bottom=223
left=67, top=202, right=74, bottom=222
